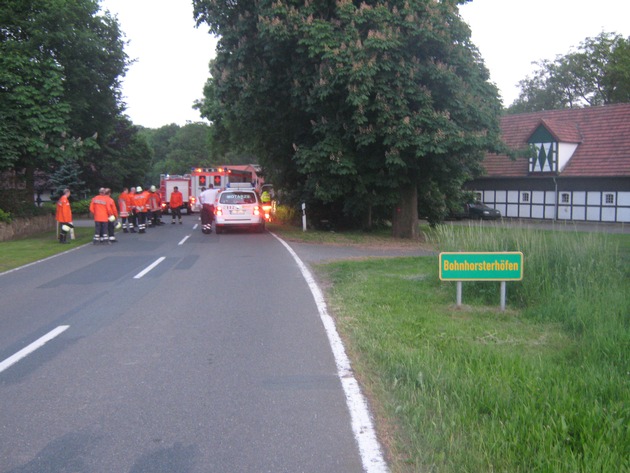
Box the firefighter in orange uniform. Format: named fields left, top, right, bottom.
left=127, top=187, right=137, bottom=232
left=104, top=188, right=119, bottom=242
left=147, top=185, right=163, bottom=227
left=118, top=187, right=131, bottom=233
left=55, top=188, right=73, bottom=244
left=169, top=186, right=184, bottom=224
left=90, top=188, right=111, bottom=244
left=133, top=186, right=149, bottom=233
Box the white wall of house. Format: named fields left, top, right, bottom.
left=478, top=189, right=630, bottom=223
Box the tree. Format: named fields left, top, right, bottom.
left=508, top=32, right=630, bottom=113
left=0, top=0, right=130, bottom=203
left=141, top=123, right=215, bottom=183
left=194, top=0, right=502, bottom=236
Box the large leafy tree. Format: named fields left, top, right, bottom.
left=0, top=0, right=133, bottom=205
left=194, top=0, right=502, bottom=235
left=509, top=32, right=630, bottom=113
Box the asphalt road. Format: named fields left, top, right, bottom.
left=0, top=217, right=385, bottom=473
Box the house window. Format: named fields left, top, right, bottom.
left=521, top=192, right=530, bottom=203
left=561, top=193, right=570, bottom=204
left=605, top=193, right=615, bottom=204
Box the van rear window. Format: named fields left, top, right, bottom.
left=220, top=192, right=256, bottom=204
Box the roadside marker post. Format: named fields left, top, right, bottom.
left=439, top=252, right=523, bottom=311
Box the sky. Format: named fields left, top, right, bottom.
left=100, top=0, right=630, bottom=129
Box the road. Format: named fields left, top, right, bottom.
left=0, top=217, right=386, bottom=473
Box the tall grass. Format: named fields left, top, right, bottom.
left=322, top=222, right=629, bottom=472
left=428, top=223, right=629, bottom=367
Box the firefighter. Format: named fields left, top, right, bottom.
left=133, top=186, right=149, bottom=233
left=90, top=188, right=111, bottom=244
left=261, top=188, right=271, bottom=206
left=147, top=185, right=163, bottom=226
left=118, top=187, right=131, bottom=233
left=170, top=185, right=184, bottom=224
left=198, top=184, right=219, bottom=234
left=55, top=188, right=73, bottom=244
left=127, top=187, right=138, bottom=232
left=104, top=188, right=119, bottom=242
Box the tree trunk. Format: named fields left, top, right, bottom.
left=363, top=203, right=373, bottom=231
left=392, top=184, right=418, bottom=239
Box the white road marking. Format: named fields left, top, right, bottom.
left=178, top=235, right=190, bottom=246
left=0, top=325, right=70, bottom=374
left=193, top=224, right=199, bottom=230
left=133, top=257, right=166, bottom=279
left=270, top=232, right=390, bottom=473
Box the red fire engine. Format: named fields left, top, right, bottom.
left=160, top=166, right=255, bottom=213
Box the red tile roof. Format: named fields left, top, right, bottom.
left=482, top=103, right=630, bottom=177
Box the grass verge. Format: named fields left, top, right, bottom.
left=316, top=224, right=629, bottom=472
left=0, top=227, right=92, bottom=273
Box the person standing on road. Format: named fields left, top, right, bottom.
left=118, top=187, right=131, bottom=233
left=127, top=187, right=138, bottom=232
left=55, top=188, right=73, bottom=244
left=169, top=186, right=184, bottom=224
left=198, top=184, right=219, bottom=234
left=147, top=185, right=163, bottom=227
left=90, top=188, right=110, bottom=244
left=133, top=186, right=149, bottom=233
left=104, top=188, right=119, bottom=243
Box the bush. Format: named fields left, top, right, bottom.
left=70, top=198, right=92, bottom=216
left=273, top=204, right=300, bottom=225
left=0, top=208, right=12, bottom=224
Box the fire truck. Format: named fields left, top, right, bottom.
left=159, top=167, right=255, bottom=213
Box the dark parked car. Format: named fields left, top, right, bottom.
left=450, top=202, right=502, bottom=220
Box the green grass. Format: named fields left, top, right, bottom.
left=0, top=227, right=93, bottom=273
left=317, top=223, right=629, bottom=473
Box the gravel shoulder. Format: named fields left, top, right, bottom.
left=280, top=238, right=435, bottom=265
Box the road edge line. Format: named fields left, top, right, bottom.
left=270, top=232, right=389, bottom=473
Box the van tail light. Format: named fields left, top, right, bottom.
left=253, top=206, right=261, bottom=216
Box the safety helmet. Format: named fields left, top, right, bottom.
left=115, top=221, right=122, bottom=230
left=136, top=186, right=143, bottom=192
left=150, top=185, right=156, bottom=192
left=61, top=224, right=71, bottom=232
left=108, top=215, right=116, bottom=222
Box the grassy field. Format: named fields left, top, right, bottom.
left=303, top=223, right=629, bottom=473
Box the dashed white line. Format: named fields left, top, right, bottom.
left=178, top=235, right=190, bottom=246
left=0, top=325, right=70, bottom=374
left=133, top=257, right=166, bottom=279
left=270, top=232, right=390, bottom=473
left=193, top=224, right=199, bottom=230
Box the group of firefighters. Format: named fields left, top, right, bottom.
left=55, top=182, right=272, bottom=244
left=56, top=185, right=186, bottom=245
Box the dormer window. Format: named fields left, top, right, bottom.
left=528, top=125, right=557, bottom=173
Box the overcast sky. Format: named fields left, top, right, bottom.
left=100, top=0, right=630, bottom=129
